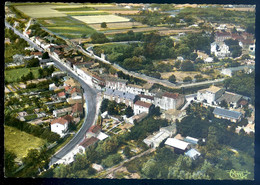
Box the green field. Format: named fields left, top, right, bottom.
left=5, top=67, right=40, bottom=83
left=37, top=16, right=96, bottom=39
left=65, top=11, right=109, bottom=16
left=54, top=6, right=96, bottom=11
left=4, top=126, right=46, bottom=160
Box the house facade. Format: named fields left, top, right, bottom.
left=154, top=92, right=185, bottom=110
left=197, top=86, right=225, bottom=104
left=210, top=42, right=230, bottom=58
left=133, top=100, right=152, bottom=115
left=51, top=117, right=69, bottom=136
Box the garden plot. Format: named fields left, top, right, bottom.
left=72, top=15, right=130, bottom=24
left=15, top=5, right=67, bottom=18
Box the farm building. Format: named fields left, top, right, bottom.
left=213, top=107, right=243, bottom=122
left=185, top=149, right=201, bottom=160
left=165, top=138, right=190, bottom=154
left=216, top=91, right=243, bottom=108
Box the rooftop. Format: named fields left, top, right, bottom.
left=51, top=117, right=68, bottom=125
left=72, top=103, right=83, bottom=113
left=213, top=107, right=242, bottom=120
left=134, top=100, right=152, bottom=108
left=163, top=92, right=180, bottom=99
left=53, top=107, right=72, bottom=114
left=79, top=136, right=98, bottom=148
left=62, top=115, right=74, bottom=123
left=138, top=94, right=154, bottom=100
left=88, top=125, right=101, bottom=134
left=199, top=85, right=222, bottom=94
left=216, top=92, right=242, bottom=104
left=104, top=88, right=136, bottom=101
left=165, top=138, right=190, bottom=150
left=185, top=148, right=201, bottom=159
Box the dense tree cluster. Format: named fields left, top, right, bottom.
left=224, top=39, right=242, bottom=58
left=5, top=115, right=60, bottom=143
left=224, top=71, right=255, bottom=104
left=100, top=99, right=134, bottom=117
left=112, top=31, right=144, bottom=42
left=90, top=32, right=109, bottom=44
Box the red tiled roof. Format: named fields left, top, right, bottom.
left=92, top=74, right=105, bottom=82
left=51, top=117, right=68, bottom=125
left=163, top=92, right=179, bottom=99
left=88, top=125, right=101, bottom=134
left=135, top=100, right=152, bottom=108
left=215, top=32, right=231, bottom=37
left=62, top=115, right=74, bottom=123
left=64, top=86, right=72, bottom=91
left=70, top=87, right=81, bottom=94
left=72, top=103, right=83, bottom=113
left=31, top=51, right=43, bottom=56
left=138, top=94, right=154, bottom=100
left=238, top=99, right=248, bottom=106
left=79, top=136, right=98, bottom=148
left=58, top=91, right=66, bottom=97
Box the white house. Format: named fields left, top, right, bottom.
left=134, top=100, right=152, bottom=115
left=77, top=137, right=99, bottom=154
left=75, top=67, right=93, bottom=87
left=138, top=94, right=154, bottom=104
left=51, top=117, right=69, bottom=136
left=197, top=85, right=225, bottom=104
left=154, top=92, right=185, bottom=110
left=211, top=42, right=230, bottom=58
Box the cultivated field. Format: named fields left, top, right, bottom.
left=38, top=17, right=96, bottom=39
left=15, top=5, right=67, bottom=18
left=64, top=11, right=109, bottom=16
left=72, top=15, right=130, bottom=24
left=89, top=22, right=146, bottom=31
left=158, top=28, right=201, bottom=35
left=161, top=71, right=210, bottom=81
left=4, top=126, right=46, bottom=160
left=103, top=26, right=170, bottom=35
left=104, top=10, right=140, bottom=15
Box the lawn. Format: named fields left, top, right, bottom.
left=5, top=67, right=40, bottom=83
left=4, top=126, right=46, bottom=160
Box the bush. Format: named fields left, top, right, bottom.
left=101, top=153, right=123, bottom=168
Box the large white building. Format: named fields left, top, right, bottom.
left=197, top=86, right=225, bottom=104
left=211, top=42, right=230, bottom=58
left=154, top=92, right=185, bottom=110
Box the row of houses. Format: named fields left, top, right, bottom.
left=50, top=78, right=84, bottom=136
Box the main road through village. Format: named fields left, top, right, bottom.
left=5, top=21, right=99, bottom=166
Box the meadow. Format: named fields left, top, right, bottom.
left=15, top=5, right=67, bottom=18
left=5, top=67, right=40, bottom=83
left=4, top=125, right=46, bottom=160
left=89, top=22, right=146, bottom=31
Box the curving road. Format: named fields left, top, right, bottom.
left=5, top=20, right=99, bottom=166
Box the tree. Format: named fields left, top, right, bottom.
left=26, top=58, right=39, bottom=67
left=101, top=153, right=122, bottom=168
left=90, top=32, right=109, bottom=44
left=4, top=149, right=17, bottom=177
left=101, top=22, right=107, bottom=28
left=183, top=76, right=192, bottom=82
left=168, top=74, right=176, bottom=83
left=142, top=159, right=158, bottom=178
left=124, top=106, right=134, bottom=118
left=181, top=60, right=195, bottom=71
left=42, top=52, right=49, bottom=59
left=123, top=146, right=131, bottom=158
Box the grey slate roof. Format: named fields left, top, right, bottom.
left=105, top=88, right=136, bottom=101
left=216, top=92, right=242, bottom=104
left=213, top=107, right=242, bottom=120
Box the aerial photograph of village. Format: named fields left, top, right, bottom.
left=4, top=2, right=255, bottom=180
